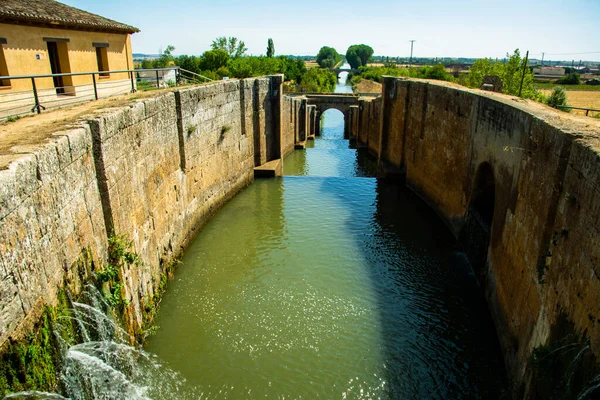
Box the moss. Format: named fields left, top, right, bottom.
left=530, top=314, right=599, bottom=399
left=140, top=257, right=181, bottom=340
left=0, top=290, right=78, bottom=396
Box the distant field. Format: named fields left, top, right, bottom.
left=539, top=89, right=600, bottom=116
left=304, top=61, right=319, bottom=69
left=534, top=83, right=600, bottom=91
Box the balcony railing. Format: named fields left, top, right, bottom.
left=0, top=67, right=212, bottom=120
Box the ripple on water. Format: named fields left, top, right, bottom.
left=146, top=175, right=506, bottom=399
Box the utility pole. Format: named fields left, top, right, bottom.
left=541, top=52, right=544, bottom=66
left=518, top=50, right=529, bottom=97
left=409, top=40, right=415, bottom=69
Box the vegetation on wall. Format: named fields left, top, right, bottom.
left=529, top=314, right=599, bottom=400
left=0, top=291, right=78, bottom=395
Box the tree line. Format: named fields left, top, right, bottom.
left=139, top=37, right=336, bottom=93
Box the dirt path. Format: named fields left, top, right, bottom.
left=0, top=87, right=184, bottom=169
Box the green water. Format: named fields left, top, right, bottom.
left=145, top=77, right=507, bottom=399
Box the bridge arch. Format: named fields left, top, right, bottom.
left=315, top=104, right=351, bottom=138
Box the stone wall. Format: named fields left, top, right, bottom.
left=360, top=76, right=600, bottom=396
left=0, top=126, right=108, bottom=348
left=281, top=95, right=303, bottom=155
left=0, top=76, right=283, bottom=348
left=357, top=97, right=382, bottom=156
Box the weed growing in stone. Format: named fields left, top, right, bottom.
left=95, top=235, right=139, bottom=310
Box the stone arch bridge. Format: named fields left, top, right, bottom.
left=284, top=93, right=379, bottom=145
left=331, top=67, right=359, bottom=77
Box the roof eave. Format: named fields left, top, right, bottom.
left=0, top=16, right=140, bottom=35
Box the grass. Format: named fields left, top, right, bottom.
left=534, top=82, right=600, bottom=91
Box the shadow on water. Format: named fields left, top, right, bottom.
left=317, top=177, right=509, bottom=398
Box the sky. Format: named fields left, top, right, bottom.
left=62, top=0, right=600, bottom=61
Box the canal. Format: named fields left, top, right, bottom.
left=144, top=68, right=508, bottom=398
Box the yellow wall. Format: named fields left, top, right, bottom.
left=0, top=23, right=133, bottom=92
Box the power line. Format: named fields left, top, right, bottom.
left=530, top=51, right=600, bottom=56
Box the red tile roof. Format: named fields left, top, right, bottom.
left=0, top=0, right=139, bottom=34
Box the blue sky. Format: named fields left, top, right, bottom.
left=63, top=0, right=600, bottom=61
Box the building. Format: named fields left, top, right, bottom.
left=532, top=66, right=565, bottom=77
left=0, top=0, right=139, bottom=116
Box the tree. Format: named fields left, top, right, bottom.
left=466, top=49, right=539, bottom=99
left=175, top=55, right=201, bottom=74
left=346, top=50, right=361, bottom=69
left=316, top=46, right=341, bottom=68
left=156, top=45, right=175, bottom=68
left=211, top=36, right=247, bottom=58
left=557, top=72, right=581, bottom=85
left=346, top=44, right=374, bottom=68
left=297, top=68, right=336, bottom=92
left=279, top=56, right=306, bottom=82
left=200, top=49, right=230, bottom=71
left=267, top=38, right=275, bottom=58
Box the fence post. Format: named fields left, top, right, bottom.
left=31, top=77, right=42, bottom=114
left=129, top=71, right=136, bottom=93
left=155, top=70, right=160, bottom=89
left=92, top=73, right=98, bottom=100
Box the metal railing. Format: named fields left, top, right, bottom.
left=285, top=92, right=381, bottom=98
left=0, top=67, right=213, bottom=120
left=548, top=104, right=600, bottom=117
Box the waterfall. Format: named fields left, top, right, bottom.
left=3, top=285, right=195, bottom=400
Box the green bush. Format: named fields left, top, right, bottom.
left=294, top=68, right=336, bottom=93
left=547, top=86, right=569, bottom=111
left=556, top=72, right=581, bottom=85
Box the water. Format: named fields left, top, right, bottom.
left=144, top=73, right=507, bottom=398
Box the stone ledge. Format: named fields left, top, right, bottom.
left=253, top=159, right=282, bottom=178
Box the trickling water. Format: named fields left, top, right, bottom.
left=4, top=285, right=195, bottom=400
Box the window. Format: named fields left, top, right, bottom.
left=94, top=43, right=109, bottom=77
left=0, top=38, right=10, bottom=87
